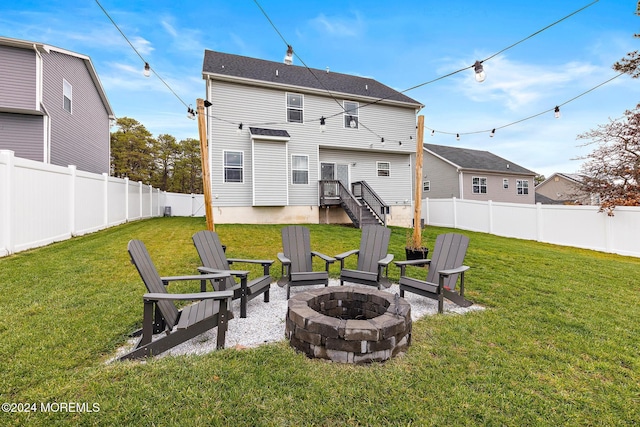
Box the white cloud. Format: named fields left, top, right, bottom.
left=131, top=36, right=153, bottom=55
left=310, top=12, right=364, bottom=37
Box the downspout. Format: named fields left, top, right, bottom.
left=33, top=44, right=51, bottom=164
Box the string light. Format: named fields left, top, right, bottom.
left=431, top=130, right=435, bottom=137
left=490, top=128, right=496, bottom=137
left=284, top=45, right=293, bottom=65
left=456, top=133, right=460, bottom=141
left=187, top=106, right=196, bottom=120
left=554, top=106, right=561, bottom=119
left=319, top=116, right=326, bottom=133
left=237, top=123, right=243, bottom=134
left=143, top=62, right=151, bottom=77
left=473, top=61, right=485, bottom=83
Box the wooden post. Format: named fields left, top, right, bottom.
left=412, top=115, right=425, bottom=247
left=196, top=98, right=215, bottom=231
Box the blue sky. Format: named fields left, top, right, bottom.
left=1, top=0, right=638, bottom=178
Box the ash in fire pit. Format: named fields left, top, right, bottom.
left=285, top=287, right=411, bottom=364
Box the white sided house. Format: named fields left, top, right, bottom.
left=0, top=36, right=114, bottom=174
left=202, top=50, right=423, bottom=227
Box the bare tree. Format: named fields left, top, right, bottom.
left=576, top=105, right=640, bottom=215
left=612, top=4, right=640, bottom=77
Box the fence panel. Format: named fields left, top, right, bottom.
left=491, top=201, right=538, bottom=241
left=74, top=169, right=107, bottom=235
left=107, top=176, right=127, bottom=226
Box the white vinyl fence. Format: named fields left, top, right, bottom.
left=0, top=150, right=204, bottom=257
left=423, top=198, right=640, bottom=258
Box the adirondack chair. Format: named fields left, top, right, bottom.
left=335, top=225, right=394, bottom=289
left=394, top=233, right=472, bottom=313
left=120, top=240, right=234, bottom=360
left=192, top=230, right=273, bottom=319
left=277, top=225, right=336, bottom=299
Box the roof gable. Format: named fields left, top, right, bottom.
left=202, top=50, right=422, bottom=108
left=424, top=143, right=536, bottom=175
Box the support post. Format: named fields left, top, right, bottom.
left=412, top=115, right=425, bottom=247
left=197, top=98, right=215, bottom=231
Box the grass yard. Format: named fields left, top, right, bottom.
left=0, top=217, right=639, bottom=426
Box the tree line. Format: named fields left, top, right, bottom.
left=110, top=117, right=203, bottom=194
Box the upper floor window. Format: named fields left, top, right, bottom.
left=344, top=101, right=359, bottom=129
left=287, top=93, right=303, bottom=123
left=223, top=150, right=243, bottom=183
left=503, top=178, right=509, bottom=189
left=377, top=161, right=390, bottom=177
left=63, top=79, right=72, bottom=113
left=517, top=179, right=529, bottom=195
left=291, top=155, right=309, bottom=184
left=472, top=177, right=487, bottom=194
left=423, top=180, right=431, bottom=192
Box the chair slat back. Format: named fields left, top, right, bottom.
left=127, top=240, right=179, bottom=329
left=281, top=226, right=313, bottom=273
left=357, top=225, right=391, bottom=273
left=426, top=233, right=469, bottom=290
left=192, top=230, right=236, bottom=290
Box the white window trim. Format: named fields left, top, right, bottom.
left=286, top=92, right=303, bottom=123
left=343, top=101, right=359, bottom=129
left=516, top=179, right=530, bottom=195
left=472, top=176, right=487, bottom=194
left=377, top=161, right=390, bottom=177
left=63, top=79, right=72, bottom=113
left=291, top=154, right=309, bottom=185
left=223, top=150, right=244, bottom=183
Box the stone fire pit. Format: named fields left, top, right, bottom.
left=285, top=286, right=411, bottom=364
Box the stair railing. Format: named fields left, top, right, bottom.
left=352, top=181, right=389, bottom=226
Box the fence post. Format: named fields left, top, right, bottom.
left=487, top=200, right=493, bottom=234
left=536, top=202, right=543, bottom=242
left=124, top=177, right=129, bottom=221
left=452, top=197, right=458, bottom=229
left=0, top=150, right=15, bottom=255
left=68, top=165, right=76, bottom=236
left=102, top=173, right=109, bottom=227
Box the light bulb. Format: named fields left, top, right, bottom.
left=143, top=62, right=150, bottom=77
left=474, top=60, right=485, bottom=83
left=284, top=45, right=293, bottom=65
left=490, top=128, right=496, bottom=137
left=456, top=133, right=460, bottom=141
left=237, top=123, right=243, bottom=134
left=430, top=130, right=435, bottom=137
left=554, top=106, right=561, bottom=119
left=319, top=117, right=326, bottom=133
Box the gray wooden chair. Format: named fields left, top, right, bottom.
left=192, top=230, right=273, bottom=319
left=120, top=240, right=233, bottom=360
left=277, top=225, right=336, bottom=299
left=335, top=225, right=394, bottom=289
left=395, top=233, right=472, bottom=313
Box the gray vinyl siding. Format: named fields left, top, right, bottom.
left=207, top=80, right=417, bottom=207
left=42, top=51, right=110, bottom=174
left=462, top=172, right=535, bottom=203
left=320, top=148, right=412, bottom=205
left=0, top=45, right=36, bottom=110
left=0, top=113, right=43, bottom=161
left=423, top=152, right=460, bottom=198
left=253, top=140, right=288, bottom=206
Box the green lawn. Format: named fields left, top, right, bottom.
left=0, top=217, right=638, bottom=426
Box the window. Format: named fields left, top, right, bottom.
left=291, top=155, right=309, bottom=184
left=287, top=93, right=303, bottom=123
left=63, top=79, right=72, bottom=113
left=472, top=177, right=487, bottom=194
left=423, top=180, right=431, bottom=192
left=503, top=178, right=509, bottom=189
left=223, top=151, right=243, bottom=183
left=517, top=179, right=529, bottom=195
left=377, top=161, right=390, bottom=177
left=344, top=101, right=359, bottom=129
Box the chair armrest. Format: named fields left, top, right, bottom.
left=227, top=258, right=275, bottom=266
left=277, top=253, right=291, bottom=265
left=311, top=251, right=336, bottom=263
left=334, top=249, right=358, bottom=260
left=197, top=266, right=249, bottom=278
left=161, top=273, right=230, bottom=284
left=143, top=290, right=234, bottom=301
left=439, top=265, right=470, bottom=276
left=378, top=254, right=394, bottom=266
left=394, top=259, right=432, bottom=267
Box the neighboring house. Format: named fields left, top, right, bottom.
left=422, top=143, right=537, bottom=204
left=0, top=36, right=114, bottom=174
left=535, top=172, right=596, bottom=205
left=201, top=50, right=423, bottom=227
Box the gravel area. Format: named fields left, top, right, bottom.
left=112, top=279, right=484, bottom=360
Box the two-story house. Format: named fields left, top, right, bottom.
left=202, top=50, right=423, bottom=227
left=0, top=36, right=114, bottom=174
left=422, top=143, right=537, bottom=204
left=535, top=172, right=596, bottom=205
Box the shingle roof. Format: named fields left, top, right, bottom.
left=202, top=50, right=422, bottom=107
left=249, top=127, right=290, bottom=138
left=424, top=143, right=536, bottom=175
